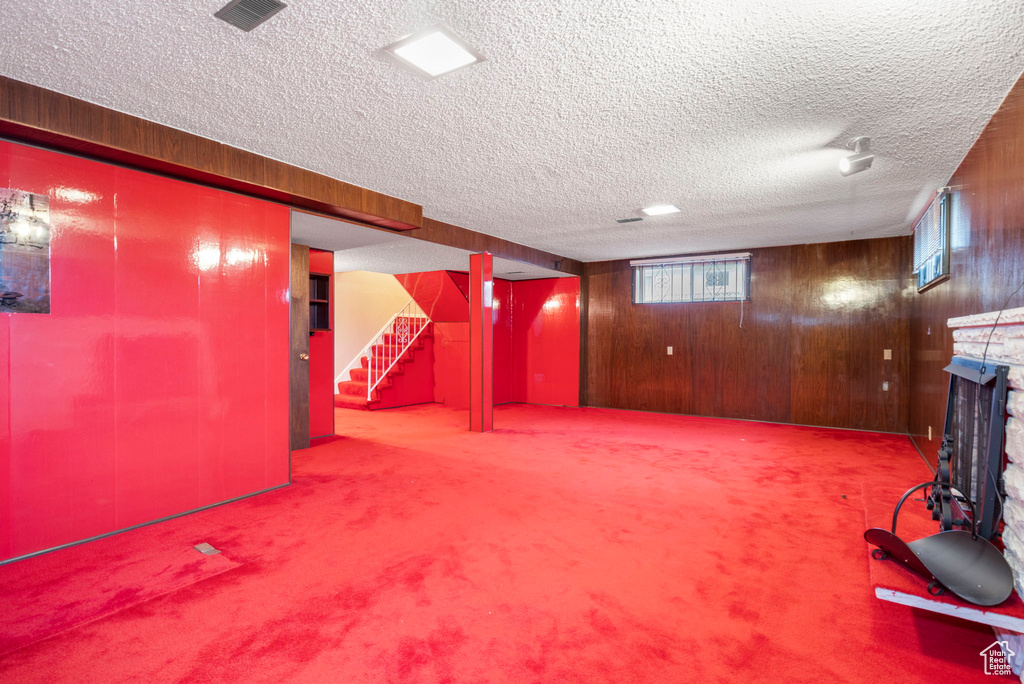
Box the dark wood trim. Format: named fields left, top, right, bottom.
left=0, top=75, right=421, bottom=231
left=915, top=272, right=950, bottom=294
left=289, top=244, right=311, bottom=451
left=291, top=208, right=583, bottom=277
left=0, top=76, right=582, bottom=277
left=414, top=218, right=584, bottom=276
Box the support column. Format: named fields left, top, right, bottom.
left=470, top=252, right=494, bottom=432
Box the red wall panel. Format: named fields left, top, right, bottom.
left=308, top=249, right=334, bottom=439
left=469, top=254, right=493, bottom=432
left=432, top=322, right=470, bottom=409
left=492, top=279, right=513, bottom=405
left=511, top=278, right=581, bottom=407
left=392, top=269, right=580, bottom=412
left=395, top=271, right=469, bottom=322
left=0, top=140, right=290, bottom=562
left=374, top=333, right=436, bottom=409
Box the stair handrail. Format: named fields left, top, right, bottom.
left=363, top=299, right=430, bottom=401
left=336, top=301, right=413, bottom=386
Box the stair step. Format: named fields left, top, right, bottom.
left=334, top=393, right=374, bottom=410
left=370, top=344, right=417, bottom=359
left=350, top=367, right=368, bottom=383
left=337, top=380, right=368, bottom=397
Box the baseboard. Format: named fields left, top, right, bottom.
left=0, top=483, right=290, bottom=567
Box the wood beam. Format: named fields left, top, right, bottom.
left=0, top=75, right=422, bottom=231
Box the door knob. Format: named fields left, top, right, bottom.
left=299, top=353, right=309, bottom=361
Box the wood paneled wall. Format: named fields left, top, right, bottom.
left=583, top=238, right=910, bottom=432
left=909, top=71, right=1024, bottom=457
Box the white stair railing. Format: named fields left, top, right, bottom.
left=354, top=299, right=429, bottom=401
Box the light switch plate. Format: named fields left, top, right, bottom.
left=883, top=349, right=892, bottom=360
left=667, top=346, right=673, bottom=355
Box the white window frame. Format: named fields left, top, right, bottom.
left=912, top=190, right=951, bottom=292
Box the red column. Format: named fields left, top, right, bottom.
left=470, top=253, right=494, bottom=432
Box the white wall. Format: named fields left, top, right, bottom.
left=334, top=271, right=411, bottom=387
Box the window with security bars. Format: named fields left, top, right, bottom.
left=913, top=191, right=950, bottom=291
left=631, top=253, right=750, bottom=304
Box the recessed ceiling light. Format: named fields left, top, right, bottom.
left=384, top=24, right=484, bottom=79
left=641, top=204, right=681, bottom=216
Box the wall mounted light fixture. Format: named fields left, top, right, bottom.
left=839, top=136, right=874, bottom=176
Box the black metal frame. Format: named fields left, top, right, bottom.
left=930, top=356, right=1010, bottom=540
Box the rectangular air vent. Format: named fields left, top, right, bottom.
left=616, top=217, right=643, bottom=224
left=215, top=0, right=287, bottom=32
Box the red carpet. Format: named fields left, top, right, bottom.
left=0, top=533, right=242, bottom=656
left=0, top=404, right=1005, bottom=682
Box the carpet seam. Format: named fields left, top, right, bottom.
left=0, top=560, right=245, bottom=659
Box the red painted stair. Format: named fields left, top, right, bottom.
left=335, top=322, right=433, bottom=410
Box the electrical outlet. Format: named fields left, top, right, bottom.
left=928, top=426, right=933, bottom=441
left=882, top=381, right=889, bottom=391
left=883, top=349, right=892, bottom=360
left=667, top=346, right=673, bottom=355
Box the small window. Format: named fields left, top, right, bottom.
left=913, top=191, right=950, bottom=292
left=631, top=253, right=750, bottom=304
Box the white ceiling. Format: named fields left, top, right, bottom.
left=291, top=211, right=572, bottom=280
left=2, top=1, right=1023, bottom=261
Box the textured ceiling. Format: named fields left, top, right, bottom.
left=291, top=211, right=571, bottom=280
left=2, top=1, right=1023, bottom=261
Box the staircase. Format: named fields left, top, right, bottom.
left=335, top=303, right=433, bottom=410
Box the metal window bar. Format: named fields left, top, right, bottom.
left=632, top=256, right=749, bottom=304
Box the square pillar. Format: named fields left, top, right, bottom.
left=470, top=252, right=493, bottom=432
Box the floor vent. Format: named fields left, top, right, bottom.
left=214, top=0, right=287, bottom=32
left=616, top=217, right=643, bottom=224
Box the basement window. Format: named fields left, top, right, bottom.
left=912, top=190, right=950, bottom=292
left=631, top=253, right=750, bottom=304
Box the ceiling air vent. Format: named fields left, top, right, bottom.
left=616, top=217, right=643, bottom=224
left=215, top=0, right=287, bottom=32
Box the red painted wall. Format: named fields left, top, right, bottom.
left=493, top=279, right=513, bottom=405
left=394, top=271, right=469, bottom=322
left=511, top=279, right=580, bottom=407
left=396, top=270, right=472, bottom=408
left=308, top=249, right=334, bottom=438
left=432, top=322, right=470, bottom=408
left=374, top=332, right=436, bottom=409
left=394, top=270, right=580, bottom=411
left=0, top=140, right=290, bottom=562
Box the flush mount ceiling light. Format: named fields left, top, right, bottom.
left=383, top=24, right=485, bottom=79
left=839, top=136, right=874, bottom=176
left=640, top=204, right=681, bottom=216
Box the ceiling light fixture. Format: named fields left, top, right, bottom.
left=383, top=24, right=485, bottom=79
left=839, top=136, right=874, bottom=176
left=641, top=204, right=681, bottom=216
